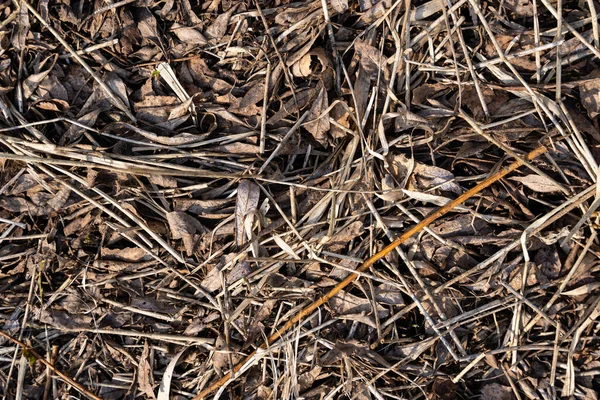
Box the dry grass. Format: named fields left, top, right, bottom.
left=1, top=0, right=600, bottom=399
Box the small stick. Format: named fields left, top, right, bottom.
left=193, top=144, right=549, bottom=399
left=0, top=331, right=102, bottom=400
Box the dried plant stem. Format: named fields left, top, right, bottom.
left=193, top=144, right=549, bottom=399
left=0, top=331, right=102, bottom=400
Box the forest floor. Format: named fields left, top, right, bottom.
left=1, top=0, right=600, bottom=399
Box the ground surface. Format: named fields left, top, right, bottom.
left=1, top=0, right=600, bottom=399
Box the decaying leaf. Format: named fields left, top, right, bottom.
left=580, top=72, right=600, bottom=118
left=235, top=180, right=260, bottom=247
left=166, top=211, right=207, bottom=256
left=503, top=0, right=534, bottom=17
left=330, top=290, right=388, bottom=318
left=205, top=5, right=237, bottom=40
left=137, top=341, right=157, bottom=400
left=304, top=84, right=330, bottom=146
left=479, top=383, right=513, bottom=400
left=171, top=23, right=207, bottom=45
left=510, top=175, right=562, bottom=193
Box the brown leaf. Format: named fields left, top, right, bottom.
left=354, top=39, right=387, bottom=78
left=171, top=23, right=207, bottom=45
left=562, top=282, right=600, bottom=296
left=39, top=308, right=92, bottom=330
left=235, top=180, right=260, bottom=247
left=330, top=290, right=388, bottom=318
left=100, top=247, right=151, bottom=262
left=23, top=68, right=53, bottom=101
left=12, top=2, right=29, bottom=51
left=330, top=0, right=349, bottom=13
left=200, top=256, right=252, bottom=292
left=504, top=0, right=534, bottom=17
left=431, top=378, right=457, bottom=400
left=166, top=211, right=207, bottom=256
left=148, top=175, right=178, bottom=188
left=105, top=72, right=130, bottom=109
left=64, top=212, right=94, bottom=236
left=137, top=8, right=159, bottom=45
left=137, top=341, right=156, bottom=400
left=510, top=175, right=562, bottom=193
left=479, top=383, right=514, bottom=400
left=304, top=84, right=330, bottom=146
left=580, top=72, right=600, bottom=119
left=205, top=5, right=238, bottom=40
left=134, top=96, right=180, bottom=123
left=267, top=88, right=318, bottom=125
left=324, top=221, right=364, bottom=252
left=534, top=246, right=561, bottom=279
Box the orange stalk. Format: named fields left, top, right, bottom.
left=194, top=144, right=548, bottom=399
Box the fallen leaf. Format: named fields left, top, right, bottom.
left=304, top=83, right=330, bottom=146
left=510, top=175, right=562, bottom=193
left=166, top=211, right=207, bottom=256
left=330, top=0, right=349, bottom=13
left=354, top=39, right=387, bottom=78
left=137, top=341, right=157, bottom=400
left=479, top=383, right=514, bottom=400
left=562, top=282, right=600, bottom=296
left=235, top=180, right=260, bottom=247
left=580, top=72, right=600, bottom=118
left=171, top=23, right=207, bottom=45
left=206, top=5, right=238, bottom=40
left=504, top=0, right=534, bottom=17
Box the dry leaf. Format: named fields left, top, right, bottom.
left=235, top=180, right=260, bottom=247
left=354, top=39, right=386, bottom=78
left=330, top=0, right=349, bottom=13
left=206, top=5, right=237, bottom=40
left=137, top=341, right=157, bottom=400
left=510, top=175, right=562, bottom=193
left=504, top=0, right=534, bottom=17
left=304, top=84, right=330, bottom=146
left=166, top=211, right=207, bottom=256
left=330, top=290, right=388, bottom=318
left=562, top=282, right=600, bottom=296
left=171, top=23, right=207, bottom=45
left=479, top=383, right=514, bottom=400
left=580, top=72, right=600, bottom=118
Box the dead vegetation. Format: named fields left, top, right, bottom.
left=1, top=0, right=600, bottom=399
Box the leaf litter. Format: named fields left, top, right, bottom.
left=1, top=0, right=600, bottom=399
